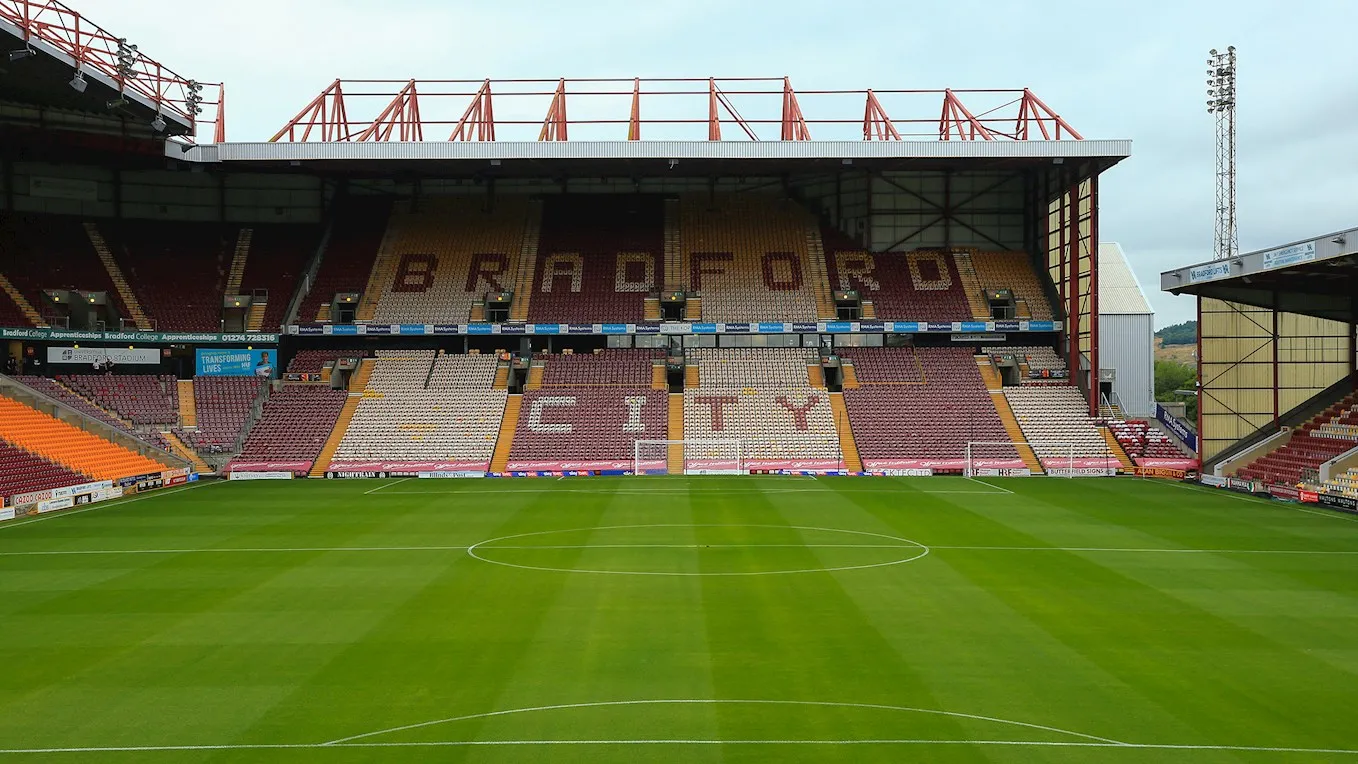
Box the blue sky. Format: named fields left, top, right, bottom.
left=69, top=0, right=1358, bottom=328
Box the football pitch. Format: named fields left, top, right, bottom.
left=2, top=476, right=1357, bottom=762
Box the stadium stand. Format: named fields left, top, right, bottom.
left=1326, top=468, right=1358, bottom=497
left=682, top=347, right=839, bottom=468
left=286, top=349, right=372, bottom=374
left=9, top=376, right=171, bottom=449
left=1003, top=385, right=1117, bottom=469
left=0, top=213, right=129, bottom=324
left=528, top=195, right=664, bottom=323
left=329, top=351, right=506, bottom=471
left=1236, top=393, right=1358, bottom=486
left=237, top=224, right=317, bottom=331
left=176, top=377, right=266, bottom=452
left=970, top=251, right=1056, bottom=320
left=678, top=194, right=822, bottom=322
left=824, top=248, right=971, bottom=320
left=0, top=439, right=91, bottom=500
left=506, top=350, right=666, bottom=470
left=1109, top=420, right=1187, bottom=461
left=840, top=347, right=1020, bottom=471
left=230, top=386, right=348, bottom=474
left=0, top=397, right=166, bottom=481
left=297, top=197, right=393, bottom=323
left=60, top=375, right=178, bottom=426
left=362, top=197, right=536, bottom=325
left=100, top=221, right=231, bottom=332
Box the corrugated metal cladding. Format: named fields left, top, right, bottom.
left=1100, top=313, right=1154, bottom=417
left=1097, top=243, right=1154, bottom=416
left=188, top=139, right=1132, bottom=164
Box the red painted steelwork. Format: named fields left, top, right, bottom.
left=1, top=0, right=222, bottom=139
left=267, top=78, right=1084, bottom=143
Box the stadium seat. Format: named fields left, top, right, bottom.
left=682, top=347, right=839, bottom=466
left=297, top=197, right=393, bottom=323
left=1002, top=386, right=1111, bottom=464
left=0, top=213, right=131, bottom=322
left=840, top=347, right=1017, bottom=468
left=679, top=194, right=821, bottom=322
left=231, top=386, right=348, bottom=473
left=825, top=248, right=971, bottom=321
left=970, top=251, right=1056, bottom=320
left=1237, top=393, right=1358, bottom=486
left=528, top=195, right=665, bottom=323
left=366, top=197, right=535, bottom=325
left=0, top=438, right=92, bottom=499
left=237, top=224, right=318, bottom=331
left=60, top=375, right=178, bottom=426
left=101, top=220, right=234, bottom=332
left=332, top=351, right=506, bottom=468
left=286, top=349, right=372, bottom=375
left=0, top=397, right=166, bottom=481
left=176, top=377, right=266, bottom=452
left=508, top=350, right=667, bottom=468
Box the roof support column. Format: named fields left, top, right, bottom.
left=1066, top=182, right=1080, bottom=396
left=1088, top=175, right=1100, bottom=417
left=1272, top=291, right=1280, bottom=426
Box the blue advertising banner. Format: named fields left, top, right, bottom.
left=499, top=324, right=526, bottom=335
left=824, top=321, right=853, bottom=333
left=690, top=323, right=718, bottom=334
left=601, top=323, right=629, bottom=334
left=723, top=322, right=750, bottom=333
left=531, top=324, right=561, bottom=335
left=362, top=324, right=392, bottom=335
left=398, top=324, right=427, bottom=335
left=433, top=325, right=460, bottom=335
left=196, top=348, right=278, bottom=378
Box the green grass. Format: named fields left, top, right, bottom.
left=2, top=475, right=1358, bottom=762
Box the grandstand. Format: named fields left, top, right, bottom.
left=1162, top=227, right=1358, bottom=509
left=0, top=1, right=1148, bottom=496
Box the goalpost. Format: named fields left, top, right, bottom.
left=964, top=441, right=1118, bottom=478
left=634, top=439, right=742, bottom=475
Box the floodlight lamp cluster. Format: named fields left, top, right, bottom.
left=1206, top=46, right=1237, bottom=114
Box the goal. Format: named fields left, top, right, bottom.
left=964, top=441, right=1120, bottom=478
left=633, top=439, right=742, bottom=475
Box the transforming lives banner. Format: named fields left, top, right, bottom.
left=196, top=348, right=278, bottom=378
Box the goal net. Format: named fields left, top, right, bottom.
left=634, top=439, right=742, bottom=475
left=965, top=441, right=1121, bottom=478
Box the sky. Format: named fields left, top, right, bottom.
left=61, top=0, right=1358, bottom=328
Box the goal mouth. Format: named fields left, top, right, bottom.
left=965, top=441, right=1121, bottom=478
left=634, top=439, right=743, bottom=475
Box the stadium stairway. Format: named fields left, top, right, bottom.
left=975, top=356, right=1003, bottom=391
left=808, top=363, right=826, bottom=389
left=803, top=224, right=837, bottom=319
left=860, top=300, right=876, bottom=319
left=685, top=364, right=699, bottom=388
left=525, top=363, right=545, bottom=391
left=841, top=362, right=860, bottom=389
left=0, top=272, right=43, bottom=326
left=161, top=429, right=211, bottom=474
left=686, top=296, right=702, bottom=320
left=828, top=392, right=863, bottom=471
left=83, top=222, right=151, bottom=330
left=953, top=252, right=992, bottom=320
left=1101, top=428, right=1136, bottom=472
left=663, top=199, right=682, bottom=290
left=668, top=393, right=684, bottom=473
left=990, top=392, right=1045, bottom=474
left=177, top=380, right=197, bottom=427
left=652, top=362, right=667, bottom=390
left=644, top=297, right=661, bottom=321
left=225, top=229, right=253, bottom=296
left=489, top=395, right=522, bottom=473
left=492, top=364, right=510, bottom=390
left=508, top=203, right=542, bottom=322
left=308, top=360, right=372, bottom=478
left=245, top=303, right=267, bottom=332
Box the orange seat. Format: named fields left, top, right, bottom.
left=0, top=397, right=166, bottom=481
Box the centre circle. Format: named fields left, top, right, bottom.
left=466, top=524, right=930, bottom=576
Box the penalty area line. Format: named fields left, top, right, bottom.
left=363, top=477, right=413, bottom=495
